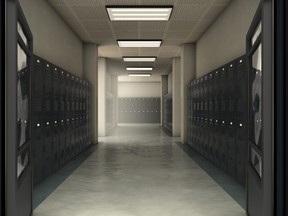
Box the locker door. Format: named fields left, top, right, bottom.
left=6, top=2, right=33, bottom=216
left=246, top=2, right=273, bottom=216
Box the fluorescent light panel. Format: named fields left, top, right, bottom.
left=106, top=6, right=173, bottom=21
left=126, top=67, right=153, bottom=71
left=118, top=40, right=162, bottom=47
left=123, top=56, right=157, bottom=62
left=129, top=73, right=151, bottom=77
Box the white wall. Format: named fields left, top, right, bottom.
left=83, top=44, right=98, bottom=144
left=196, top=0, right=260, bottom=77
left=19, top=0, right=83, bottom=77
left=118, top=82, right=161, bottom=98
left=98, top=58, right=106, bottom=136
left=172, top=58, right=181, bottom=137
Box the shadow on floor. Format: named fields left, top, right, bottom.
left=176, top=142, right=246, bottom=209
left=33, top=144, right=99, bottom=209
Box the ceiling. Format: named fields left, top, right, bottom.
left=47, top=0, right=232, bottom=75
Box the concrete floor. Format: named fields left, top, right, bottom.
left=33, top=124, right=245, bottom=216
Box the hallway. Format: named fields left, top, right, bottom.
left=33, top=125, right=245, bottom=216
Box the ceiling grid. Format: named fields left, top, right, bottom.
left=47, top=0, right=232, bottom=75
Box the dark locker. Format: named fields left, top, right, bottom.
left=226, top=120, right=237, bottom=177
left=65, top=72, right=71, bottom=98
left=236, top=121, right=247, bottom=185
left=43, top=63, right=52, bottom=97
left=203, top=75, right=208, bottom=98
left=202, top=118, right=209, bottom=159
left=208, top=118, right=215, bottom=162
left=71, top=75, right=76, bottom=98
left=65, top=99, right=71, bottom=119
left=52, top=120, right=60, bottom=171
left=32, top=122, right=44, bottom=185
left=52, top=98, right=59, bottom=120
left=65, top=118, right=71, bottom=162
left=52, top=66, right=60, bottom=97
left=32, top=97, right=43, bottom=120
left=75, top=117, right=80, bottom=156
left=227, top=62, right=237, bottom=96
left=214, top=70, right=220, bottom=96
left=207, top=73, right=213, bottom=97
left=59, top=119, right=66, bottom=166
left=219, top=120, right=228, bottom=171
left=32, top=57, right=44, bottom=98
left=213, top=119, right=222, bottom=167
left=219, top=66, right=227, bottom=97
left=71, top=118, right=76, bottom=156
left=43, top=121, right=52, bottom=178
left=44, top=98, right=52, bottom=119
left=59, top=70, right=65, bottom=98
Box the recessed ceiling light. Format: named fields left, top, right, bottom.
left=126, top=67, right=153, bottom=71
left=123, top=56, right=157, bottom=62
left=117, top=40, right=162, bottom=47
left=106, top=6, right=173, bottom=21
left=128, top=73, right=151, bottom=77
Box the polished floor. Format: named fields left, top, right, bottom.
left=33, top=124, right=245, bottom=216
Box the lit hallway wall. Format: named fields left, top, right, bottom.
left=98, top=58, right=117, bottom=136
left=196, top=0, right=260, bottom=77
left=118, top=76, right=161, bottom=124
left=19, top=0, right=83, bottom=77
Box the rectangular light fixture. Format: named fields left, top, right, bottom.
left=117, top=40, right=162, bottom=48
left=123, top=56, right=157, bottom=62
left=126, top=67, right=153, bottom=71
left=106, top=6, right=173, bottom=21
left=129, top=73, right=151, bottom=77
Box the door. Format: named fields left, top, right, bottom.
left=246, top=1, right=273, bottom=216
left=6, top=0, right=33, bottom=216
left=1, top=0, right=5, bottom=214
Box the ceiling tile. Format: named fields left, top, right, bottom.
left=160, top=46, right=180, bottom=52
left=82, top=20, right=110, bottom=31
left=96, top=40, right=117, bottom=46
left=158, top=51, right=179, bottom=58
left=99, top=45, right=119, bottom=52
left=213, top=0, right=232, bottom=5
left=139, top=31, right=164, bottom=39
left=72, top=6, right=108, bottom=19
left=90, top=31, right=114, bottom=39
left=172, top=5, right=208, bottom=20
left=194, top=20, right=213, bottom=32
left=64, top=19, right=82, bottom=28
left=114, top=31, right=139, bottom=39
left=47, top=0, right=232, bottom=75
left=202, top=5, right=227, bottom=20
left=165, top=31, right=190, bottom=40
left=162, top=39, right=183, bottom=46
left=139, top=48, right=160, bottom=56
left=53, top=6, right=76, bottom=19
left=105, top=0, right=141, bottom=5
left=66, top=0, right=104, bottom=6
left=177, top=0, right=213, bottom=5
left=47, top=0, right=67, bottom=5
left=186, top=31, right=204, bottom=42
left=168, top=21, right=198, bottom=31
left=139, top=22, right=168, bottom=31
left=140, top=0, right=177, bottom=5
left=111, top=22, right=138, bottom=31
left=120, top=50, right=140, bottom=56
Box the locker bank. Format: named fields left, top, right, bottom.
left=2, top=0, right=287, bottom=216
